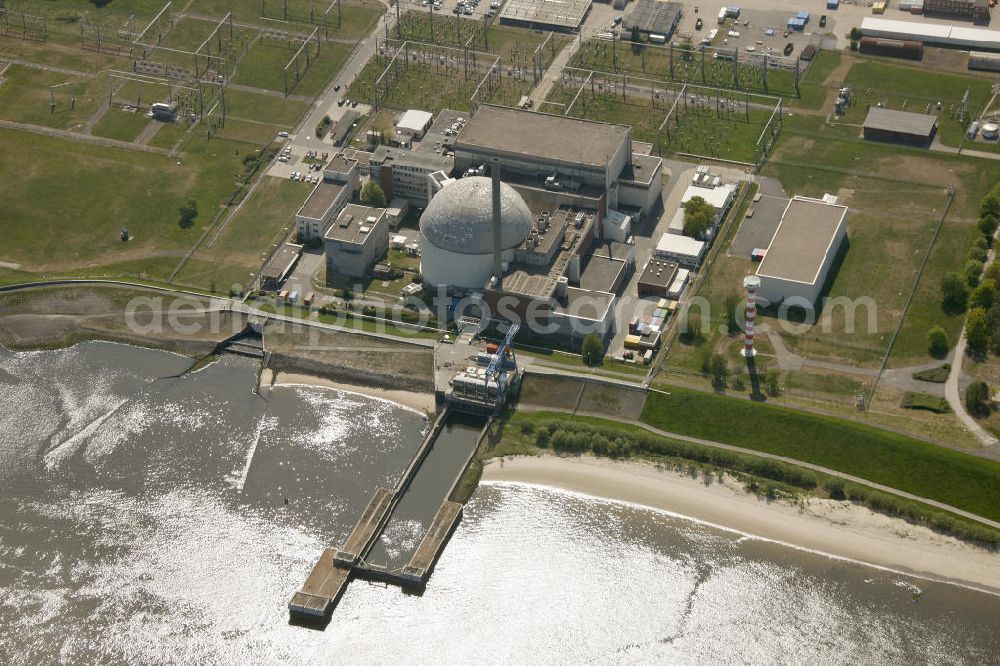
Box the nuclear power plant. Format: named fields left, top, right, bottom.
left=418, top=176, right=533, bottom=292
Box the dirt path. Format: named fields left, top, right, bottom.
left=81, top=101, right=110, bottom=135
left=945, top=242, right=1000, bottom=448
left=0, top=119, right=176, bottom=157
left=133, top=118, right=163, bottom=146
left=227, top=82, right=314, bottom=103
left=0, top=56, right=95, bottom=79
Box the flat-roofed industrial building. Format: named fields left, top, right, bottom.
left=622, top=0, right=682, bottom=39
left=456, top=105, right=631, bottom=190
left=296, top=180, right=352, bottom=242
left=454, top=105, right=663, bottom=216
left=324, top=204, right=389, bottom=280
left=260, top=243, right=303, bottom=290
left=637, top=258, right=680, bottom=297
left=755, top=196, right=849, bottom=309
left=863, top=107, right=938, bottom=146
left=498, top=0, right=591, bottom=32
left=296, top=154, right=359, bottom=242
left=653, top=233, right=706, bottom=268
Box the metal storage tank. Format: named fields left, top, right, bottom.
left=969, top=51, right=1000, bottom=72
left=982, top=122, right=999, bottom=139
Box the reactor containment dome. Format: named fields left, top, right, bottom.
left=419, top=176, right=533, bottom=290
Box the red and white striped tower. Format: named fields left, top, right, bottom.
left=742, top=275, right=760, bottom=358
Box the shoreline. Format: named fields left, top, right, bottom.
left=262, top=368, right=437, bottom=414
left=481, top=454, right=1000, bottom=596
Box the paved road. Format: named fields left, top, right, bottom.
left=524, top=400, right=1000, bottom=531
left=945, top=240, right=1000, bottom=448
left=0, top=119, right=177, bottom=156
left=0, top=279, right=438, bottom=348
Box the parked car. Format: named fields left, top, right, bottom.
left=337, top=98, right=345, bottom=107
left=784, top=42, right=794, bottom=56
left=819, top=14, right=827, bottom=27
left=695, top=17, right=703, bottom=30
left=334, top=84, right=341, bottom=91
left=278, top=130, right=289, bottom=137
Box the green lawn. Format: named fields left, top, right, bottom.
left=791, top=49, right=842, bottom=111
left=0, top=66, right=105, bottom=131
left=175, top=177, right=305, bottom=292
left=752, top=125, right=990, bottom=366
left=224, top=88, right=311, bottom=127
left=348, top=55, right=496, bottom=114
left=233, top=39, right=353, bottom=98
left=641, top=386, right=1000, bottom=521
left=91, top=108, right=153, bottom=142
left=569, top=38, right=801, bottom=98
left=160, top=16, right=220, bottom=52
left=147, top=120, right=191, bottom=150
left=189, top=0, right=384, bottom=40
left=213, top=118, right=283, bottom=144
left=841, top=59, right=991, bottom=150
left=0, top=127, right=247, bottom=279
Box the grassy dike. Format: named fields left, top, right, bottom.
left=475, top=409, right=1000, bottom=550
left=641, top=387, right=1000, bottom=523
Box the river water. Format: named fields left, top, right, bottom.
left=0, top=341, right=997, bottom=664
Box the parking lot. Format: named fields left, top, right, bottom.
left=675, top=6, right=830, bottom=59
left=401, top=0, right=502, bottom=23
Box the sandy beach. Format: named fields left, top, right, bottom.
left=482, top=454, right=1000, bottom=595
left=261, top=369, right=436, bottom=414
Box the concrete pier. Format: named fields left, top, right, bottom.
left=288, top=411, right=487, bottom=625
left=288, top=548, right=350, bottom=619
left=402, top=501, right=463, bottom=584
left=334, top=487, right=395, bottom=566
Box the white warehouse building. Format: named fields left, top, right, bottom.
left=419, top=176, right=534, bottom=290
left=755, top=196, right=849, bottom=309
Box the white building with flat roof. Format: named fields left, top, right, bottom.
left=395, top=109, right=434, bottom=140
left=654, top=233, right=706, bottom=268
left=755, top=196, right=849, bottom=309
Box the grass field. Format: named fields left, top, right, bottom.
left=190, top=0, right=384, bottom=41
left=0, top=127, right=246, bottom=278
left=223, top=88, right=311, bottom=127
left=233, top=38, right=353, bottom=97
left=640, top=386, right=1000, bottom=522
left=569, top=38, right=801, bottom=98
left=546, top=73, right=775, bottom=162
left=91, top=108, right=153, bottom=142
left=397, top=11, right=565, bottom=61
left=159, top=16, right=220, bottom=52
left=347, top=47, right=533, bottom=113
left=0, top=65, right=105, bottom=131
left=147, top=120, right=191, bottom=150
left=763, top=118, right=998, bottom=367
left=790, top=49, right=842, bottom=111
left=175, top=177, right=304, bottom=292
left=839, top=59, right=991, bottom=150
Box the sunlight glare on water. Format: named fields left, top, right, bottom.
left=0, top=342, right=997, bottom=664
